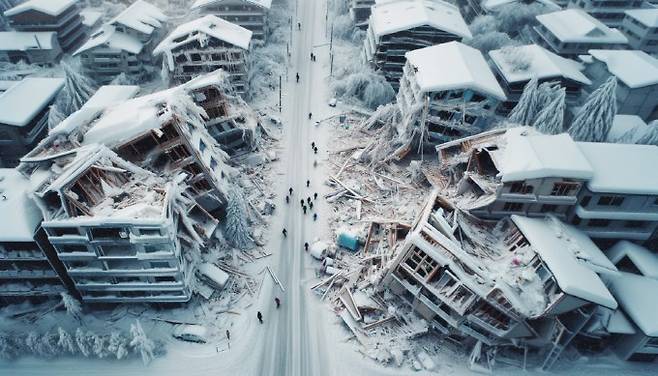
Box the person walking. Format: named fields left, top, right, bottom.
left=289, top=187, right=293, bottom=195
left=296, top=73, right=300, bottom=83
left=306, top=179, right=310, bottom=187
left=304, top=242, right=309, bottom=251
left=308, top=112, right=312, bottom=119
left=285, top=195, right=289, bottom=204
left=274, top=297, right=281, bottom=309
left=314, top=192, right=318, bottom=200
left=313, top=213, right=318, bottom=221
left=309, top=201, right=314, bottom=210
left=303, top=206, right=307, bottom=215
left=257, top=311, right=263, bottom=324
left=282, top=228, right=287, bottom=237
left=226, top=329, right=230, bottom=340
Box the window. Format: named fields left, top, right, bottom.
left=580, top=195, right=591, bottom=207
left=572, top=216, right=582, bottom=226
left=139, top=228, right=162, bottom=236
left=403, top=247, right=439, bottom=280
left=588, top=219, right=610, bottom=228
left=624, top=221, right=647, bottom=229
left=653, top=197, right=658, bottom=206
left=540, top=204, right=558, bottom=213
left=199, top=140, right=207, bottom=152
left=598, top=196, right=624, bottom=206
left=550, top=182, right=579, bottom=196
left=509, top=182, right=533, bottom=194
left=503, top=202, right=524, bottom=212
left=150, top=261, right=170, bottom=269
left=154, top=276, right=176, bottom=283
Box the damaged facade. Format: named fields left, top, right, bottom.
left=191, top=0, right=271, bottom=42
left=0, top=31, right=62, bottom=65
left=350, top=0, right=376, bottom=29
left=397, top=41, right=506, bottom=147
left=154, top=15, right=252, bottom=96
left=363, top=0, right=472, bottom=89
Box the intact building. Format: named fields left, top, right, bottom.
left=568, top=0, right=643, bottom=28
left=621, top=8, right=658, bottom=55
left=191, top=0, right=271, bottom=42
left=4, top=0, right=85, bottom=52
left=0, top=31, right=62, bottom=65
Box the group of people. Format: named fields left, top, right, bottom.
left=256, top=297, right=282, bottom=325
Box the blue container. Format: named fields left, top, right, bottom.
left=337, top=232, right=360, bottom=252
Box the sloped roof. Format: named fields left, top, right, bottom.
left=406, top=41, right=506, bottom=100
left=606, top=241, right=658, bottom=280
left=588, top=49, right=658, bottom=89
left=191, top=0, right=272, bottom=10
left=0, top=168, right=43, bottom=242
left=489, top=44, right=591, bottom=85
left=0, top=77, right=64, bottom=127
left=482, top=0, right=560, bottom=12
left=607, top=115, right=649, bottom=144
left=0, top=31, right=57, bottom=51
left=624, top=8, right=658, bottom=28
left=607, top=272, right=658, bottom=336
left=109, top=0, right=168, bottom=36
left=4, top=0, right=76, bottom=17
left=511, top=215, right=618, bottom=310
left=73, top=25, right=144, bottom=56
left=154, top=14, right=252, bottom=55
left=370, top=0, right=471, bottom=39
left=536, top=9, right=628, bottom=44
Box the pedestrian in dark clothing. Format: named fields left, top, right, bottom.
left=314, top=148, right=318, bottom=154
left=314, top=192, right=318, bottom=200
left=282, top=228, right=287, bottom=237
left=303, top=206, right=307, bottom=214
left=306, top=179, right=310, bottom=187
left=309, top=202, right=313, bottom=210
left=311, top=141, right=315, bottom=149
left=275, top=297, right=281, bottom=308
left=304, top=242, right=309, bottom=251
left=257, top=311, right=263, bottom=324
left=307, top=197, right=311, bottom=204
left=301, top=199, right=305, bottom=206
left=285, top=195, right=289, bottom=204
left=226, top=329, right=230, bottom=340
left=308, top=112, right=312, bottom=119
left=289, top=187, right=293, bottom=195
left=313, top=213, right=318, bottom=221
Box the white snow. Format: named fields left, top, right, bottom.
left=489, top=44, right=591, bottom=85
left=0, top=168, right=43, bottom=242
left=606, top=309, right=636, bottom=335
left=154, top=15, right=252, bottom=57
left=588, top=49, right=658, bottom=89
left=80, top=10, right=102, bottom=29
left=369, top=0, right=472, bottom=39
left=482, top=0, right=560, bottom=12
left=577, top=142, right=658, bottom=195
left=607, top=115, right=649, bottom=144
left=3, top=0, right=76, bottom=17
left=108, top=0, right=168, bottom=36
left=0, top=31, right=57, bottom=51
left=191, top=0, right=273, bottom=10
left=405, top=41, right=506, bottom=100
left=0, top=77, right=64, bottom=127
left=624, top=8, right=658, bottom=28
left=82, top=85, right=141, bottom=110
left=197, top=263, right=230, bottom=289
left=536, top=9, right=628, bottom=44
left=73, top=25, right=144, bottom=56
left=607, top=272, right=658, bottom=336
left=511, top=215, right=618, bottom=309
left=605, top=241, right=658, bottom=279
left=496, top=129, right=594, bottom=182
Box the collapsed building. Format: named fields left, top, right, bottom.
left=396, top=41, right=506, bottom=147
left=382, top=189, right=620, bottom=369
left=191, top=0, right=271, bottom=42
left=0, top=31, right=62, bottom=65
left=350, top=0, right=376, bottom=29
left=362, top=0, right=472, bottom=89
left=154, top=15, right=252, bottom=96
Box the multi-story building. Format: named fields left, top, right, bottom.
left=0, top=77, right=64, bottom=167
left=396, top=41, right=506, bottom=146
left=0, top=31, right=62, bottom=65
left=74, top=0, right=168, bottom=84
left=4, top=0, right=86, bottom=52
left=434, top=127, right=658, bottom=245
left=568, top=0, right=643, bottom=28
left=382, top=189, right=619, bottom=369
left=363, top=0, right=472, bottom=89
left=0, top=168, right=72, bottom=302
left=533, top=9, right=628, bottom=58
left=191, top=0, right=271, bottom=42
left=621, top=8, right=658, bottom=55
left=154, top=15, right=252, bottom=95
left=350, top=0, right=376, bottom=29
left=0, top=0, right=22, bottom=30
left=583, top=49, right=658, bottom=121
left=464, top=0, right=560, bottom=23
left=488, top=44, right=592, bottom=114
left=29, top=145, right=217, bottom=303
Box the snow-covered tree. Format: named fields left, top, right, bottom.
left=496, top=3, right=550, bottom=36
left=108, top=332, right=129, bottom=360
left=508, top=77, right=538, bottom=125
left=60, top=292, right=82, bottom=320
left=533, top=88, right=566, bottom=135
left=636, top=121, right=658, bottom=145
left=223, top=186, right=252, bottom=250
left=93, top=334, right=110, bottom=359
left=75, top=328, right=94, bottom=357
left=110, top=72, right=136, bottom=86
left=469, top=15, right=499, bottom=35
left=332, top=66, right=395, bottom=109
left=568, top=76, right=618, bottom=142
left=48, top=60, right=97, bottom=128
left=0, top=334, right=19, bottom=360
left=130, top=320, right=155, bottom=366
left=57, top=327, right=76, bottom=354
left=465, top=31, right=517, bottom=55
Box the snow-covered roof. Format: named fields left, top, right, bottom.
left=83, top=85, right=140, bottom=110
left=588, top=49, right=658, bottom=89
left=73, top=25, right=143, bottom=56
left=198, top=263, right=230, bottom=287
left=607, top=115, right=649, bottom=144
left=496, top=129, right=594, bottom=182
left=4, top=0, right=76, bottom=17
left=109, top=0, right=168, bottom=36
left=536, top=9, right=628, bottom=44
left=80, top=9, right=102, bottom=29
left=370, top=0, right=471, bottom=39
left=511, top=215, right=618, bottom=309
left=489, top=44, right=591, bottom=85
left=0, top=77, right=64, bottom=127
left=624, top=8, right=658, bottom=28
left=577, top=142, right=658, bottom=195
left=606, top=241, right=658, bottom=280
left=405, top=41, right=506, bottom=100
left=607, top=272, right=658, bottom=336
left=0, top=168, right=43, bottom=242
left=0, top=31, right=57, bottom=51
left=154, top=14, right=252, bottom=56
left=191, top=0, right=272, bottom=10
left=482, top=0, right=559, bottom=12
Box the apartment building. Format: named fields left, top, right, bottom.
left=382, top=189, right=618, bottom=369
left=434, top=127, right=658, bottom=244
left=582, top=49, right=658, bottom=121
left=488, top=44, right=592, bottom=114
left=0, top=77, right=64, bottom=167
left=621, top=8, right=658, bottom=55
left=74, top=0, right=168, bottom=84
left=533, top=9, right=628, bottom=58
left=0, top=31, right=62, bottom=65
left=154, top=15, right=252, bottom=95
left=191, top=0, right=270, bottom=42
left=396, top=41, right=506, bottom=146
left=568, top=0, right=643, bottom=28
left=363, top=0, right=472, bottom=89
left=4, top=0, right=85, bottom=52
left=0, top=168, right=71, bottom=301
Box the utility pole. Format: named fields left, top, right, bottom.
left=330, top=23, right=334, bottom=77
left=279, top=75, right=282, bottom=113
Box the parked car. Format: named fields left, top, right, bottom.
left=328, top=97, right=337, bottom=107
left=172, top=324, right=208, bottom=343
